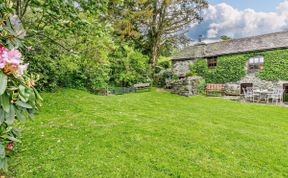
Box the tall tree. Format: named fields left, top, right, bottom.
left=220, top=35, right=233, bottom=41
left=110, top=0, right=208, bottom=70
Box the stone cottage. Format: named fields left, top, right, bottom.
left=171, top=31, right=288, bottom=96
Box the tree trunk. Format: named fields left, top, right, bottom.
left=150, top=30, right=161, bottom=73
left=150, top=42, right=159, bottom=69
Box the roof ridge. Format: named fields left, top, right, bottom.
left=206, top=31, right=288, bottom=45
left=172, top=30, right=288, bottom=60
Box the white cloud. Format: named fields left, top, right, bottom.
left=191, top=0, right=288, bottom=39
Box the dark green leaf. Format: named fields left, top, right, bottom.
left=0, top=145, right=5, bottom=159
left=0, top=109, right=4, bottom=125
left=0, top=72, right=7, bottom=96
left=15, top=109, right=26, bottom=123
left=16, top=101, right=33, bottom=109
left=0, top=94, right=10, bottom=113
left=0, top=158, right=8, bottom=172
left=5, top=105, right=15, bottom=125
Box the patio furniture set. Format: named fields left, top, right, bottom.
left=242, top=87, right=284, bottom=105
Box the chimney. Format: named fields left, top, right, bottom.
left=198, top=35, right=203, bottom=42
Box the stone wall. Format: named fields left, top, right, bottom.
left=172, top=59, right=195, bottom=77
left=171, top=59, right=288, bottom=96
left=225, top=72, right=288, bottom=96
left=168, top=76, right=203, bottom=97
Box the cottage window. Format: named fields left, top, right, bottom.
left=207, top=57, right=217, bottom=69
left=248, top=56, right=264, bottom=71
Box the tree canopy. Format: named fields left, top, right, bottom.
left=1, top=0, right=208, bottom=91
left=110, top=0, right=208, bottom=68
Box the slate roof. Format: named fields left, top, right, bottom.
left=172, top=31, right=288, bottom=61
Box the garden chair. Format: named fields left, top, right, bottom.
left=252, top=87, right=261, bottom=102
left=267, top=88, right=284, bottom=105
left=243, top=87, right=254, bottom=102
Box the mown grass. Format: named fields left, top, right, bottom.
left=8, top=89, right=288, bottom=177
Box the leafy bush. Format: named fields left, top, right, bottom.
left=196, top=78, right=206, bottom=94
left=57, top=55, right=109, bottom=91
left=157, top=56, right=171, bottom=69
left=154, top=56, right=174, bottom=87
left=25, top=53, right=60, bottom=91
left=0, top=6, right=42, bottom=171
left=0, top=46, right=42, bottom=171
left=154, top=68, right=173, bottom=87
left=109, top=46, right=151, bottom=87
left=24, top=26, right=113, bottom=92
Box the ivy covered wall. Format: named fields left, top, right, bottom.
left=189, top=48, right=288, bottom=83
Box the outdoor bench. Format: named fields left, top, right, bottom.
left=133, top=83, right=151, bottom=91
left=205, top=84, right=225, bottom=96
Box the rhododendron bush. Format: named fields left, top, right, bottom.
left=0, top=4, right=42, bottom=171
left=0, top=45, right=42, bottom=171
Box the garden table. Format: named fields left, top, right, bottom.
left=254, top=90, right=273, bottom=103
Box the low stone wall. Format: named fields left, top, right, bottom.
left=225, top=73, right=288, bottom=96
left=168, top=76, right=203, bottom=97
left=224, top=83, right=241, bottom=96
left=168, top=72, right=288, bottom=97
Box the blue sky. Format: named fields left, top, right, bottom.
left=208, top=0, right=284, bottom=12
left=188, top=0, right=288, bottom=41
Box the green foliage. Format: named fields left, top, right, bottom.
left=157, top=56, right=171, bottom=69
left=190, top=54, right=247, bottom=83
left=190, top=48, right=288, bottom=83
left=154, top=56, right=173, bottom=87
left=0, top=72, right=43, bottom=172
left=0, top=3, right=42, bottom=172
left=258, top=49, right=288, bottom=80
left=25, top=54, right=60, bottom=91
left=5, top=0, right=112, bottom=92
left=196, top=78, right=207, bottom=94
left=109, top=46, right=151, bottom=87
left=58, top=54, right=111, bottom=91
left=154, top=68, right=173, bottom=87
left=9, top=0, right=155, bottom=92
left=220, top=35, right=232, bottom=41
left=110, top=0, right=208, bottom=69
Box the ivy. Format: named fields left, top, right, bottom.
left=190, top=54, right=247, bottom=83
left=258, top=49, right=288, bottom=80
left=189, top=48, right=288, bottom=83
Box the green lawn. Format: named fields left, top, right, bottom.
left=8, top=89, right=288, bottom=177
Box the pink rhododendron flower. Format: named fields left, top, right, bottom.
left=2, top=48, right=22, bottom=65
left=0, top=63, right=5, bottom=69
left=17, top=63, right=29, bottom=76
left=4, top=64, right=18, bottom=75
left=0, top=45, right=9, bottom=69
left=0, top=44, right=8, bottom=54
left=6, top=142, right=14, bottom=150
left=0, top=45, right=28, bottom=76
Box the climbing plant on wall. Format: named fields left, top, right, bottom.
left=189, top=48, right=288, bottom=83
left=189, top=54, right=247, bottom=83
left=258, top=49, right=288, bottom=81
